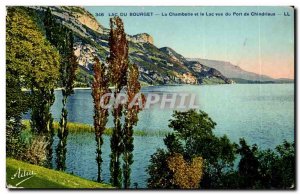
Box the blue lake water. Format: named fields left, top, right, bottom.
left=26, top=84, right=295, bottom=188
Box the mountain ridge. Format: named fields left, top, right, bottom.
left=29, top=6, right=233, bottom=86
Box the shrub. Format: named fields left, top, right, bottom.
left=167, top=153, right=204, bottom=189
left=22, top=135, right=50, bottom=166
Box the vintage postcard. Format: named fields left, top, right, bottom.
left=6, top=6, right=295, bottom=189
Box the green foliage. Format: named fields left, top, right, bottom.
left=6, top=80, right=29, bottom=123
left=236, top=138, right=260, bottom=188
left=149, top=110, right=229, bottom=188
left=30, top=89, right=56, bottom=168
left=44, top=8, right=79, bottom=171
left=8, top=122, right=50, bottom=166
left=22, top=120, right=167, bottom=136
left=235, top=139, right=295, bottom=189
left=6, top=7, right=60, bottom=168
left=147, top=149, right=176, bottom=189
left=201, top=77, right=226, bottom=85
left=148, top=109, right=236, bottom=189
left=44, top=8, right=78, bottom=94
left=75, top=67, right=93, bottom=87
left=274, top=141, right=295, bottom=188
left=6, top=7, right=33, bottom=138
left=168, top=110, right=236, bottom=189
left=6, top=7, right=60, bottom=91
left=6, top=123, right=27, bottom=160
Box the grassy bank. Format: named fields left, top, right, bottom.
left=6, top=158, right=113, bottom=189
left=22, top=120, right=168, bottom=137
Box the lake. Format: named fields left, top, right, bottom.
left=28, top=84, right=295, bottom=188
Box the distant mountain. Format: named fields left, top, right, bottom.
left=160, top=47, right=233, bottom=84
left=273, top=78, right=294, bottom=83
left=188, top=58, right=277, bottom=82
left=189, top=58, right=294, bottom=83
left=28, top=6, right=232, bottom=86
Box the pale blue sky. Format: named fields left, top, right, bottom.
left=85, top=6, right=294, bottom=78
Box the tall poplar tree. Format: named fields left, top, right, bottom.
left=122, top=64, right=144, bottom=188
left=43, top=8, right=78, bottom=170
left=92, top=57, right=111, bottom=182
left=56, top=28, right=78, bottom=171
left=108, top=16, right=129, bottom=187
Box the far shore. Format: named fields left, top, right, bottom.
left=49, top=82, right=297, bottom=91
left=55, top=87, right=93, bottom=90
left=20, top=82, right=294, bottom=92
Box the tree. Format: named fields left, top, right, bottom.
left=56, top=28, right=78, bottom=171
left=255, top=140, right=295, bottom=189
left=147, top=143, right=204, bottom=189
left=6, top=7, right=30, bottom=156
left=6, top=7, right=60, bottom=167
left=236, top=139, right=295, bottom=189
left=147, top=149, right=176, bottom=189
left=92, top=57, right=111, bottom=182
left=273, top=140, right=295, bottom=188
left=167, top=153, right=204, bottom=189
left=236, top=138, right=260, bottom=189
left=43, top=8, right=78, bottom=170
left=30, top=88, right=56, bottom=164
left=108, top=16, right=129, bottom=187
left=255, top=148, right=278, bottom=188
left=43, top=8, right=56, bottom=45
left=122, top=64, right=145, bottom=188
left=147, top=110, right=295, bottom=189
left=168, top=110, right=236, bottom=189
left=6, top=64, right=29, bottom=127
left=147, top=109, right=236, bottom=189
left=107, top=16, right=145, bottom=188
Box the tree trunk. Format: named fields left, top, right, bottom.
left=110, top=84, right=122, bottom=188
left=96, top=135, right=103, bottom=182
left=56, top=94, right=68, bottom=171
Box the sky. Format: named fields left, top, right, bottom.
left=85, top=6, right=294, bottom=79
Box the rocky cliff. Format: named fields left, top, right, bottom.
left=127, top=33, right=154, bottom=44
left=30, top=6, right=232, bottom=86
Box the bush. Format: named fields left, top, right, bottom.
left=7, top=124, right=51, bottom=167
left=6, top=123, right=26, bottom=159
left=22, top=135, right=50, bottom=166
left=167, top=153, right=204, bottom=189
left=147, top=149, right=175, bottom=189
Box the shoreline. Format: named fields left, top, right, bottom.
left=21, top=120, right=169, bottom=137
left=62, top=83, right=295, bottom=91
left=20, top=82, right=294, bottom=92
